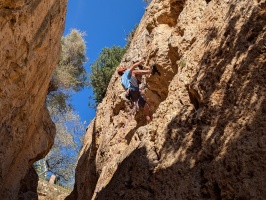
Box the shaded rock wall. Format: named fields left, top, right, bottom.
left=0, top=0, right=67, bottom=199
left=69, top=0, right=266, bottom=199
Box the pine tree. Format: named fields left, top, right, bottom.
left=89, top=46, right=126, bottom=105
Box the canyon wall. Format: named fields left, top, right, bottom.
left=69, top=0, right=266, bottom=199
left=0, top=0, right=67, bottom=199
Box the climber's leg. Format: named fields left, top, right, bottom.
left=143, top=103, right=152, bottom=124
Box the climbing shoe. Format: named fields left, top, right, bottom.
left=152, top=64, right=161, bottom=75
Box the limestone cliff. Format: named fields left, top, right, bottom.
left=0, top=0, right=67, bottom=199
left=68, top=0, right=266, bottom=199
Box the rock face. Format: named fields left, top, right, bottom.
left=0, top=0, right=67, bottom=199
left=68, top=0, right=266, bottom=199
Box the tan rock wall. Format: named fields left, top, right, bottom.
left=69, top=0, right=266, bottom=199
left=0, top=0, right=67, bottom=199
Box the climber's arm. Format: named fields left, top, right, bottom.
left=129, top=61, right=144, bottom=74
left=132, top=69, right=151, bottom=76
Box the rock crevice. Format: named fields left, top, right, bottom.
left=69, top=0, right=266, bottom=199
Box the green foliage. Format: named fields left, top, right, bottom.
left=178, top=60, right=186, bottom=69
left=37, top=107, right=85, bottom=186
left=89, top=25, right=139, bottom=106
left=46, top=91, right=72, bottom=114
left=37, top=29, right=87, bottom=186
left=53, top=29, right=87, bottom=92
left=89, top=46, right=126, bottom=105
left=48, top=29, right=88, bottom=114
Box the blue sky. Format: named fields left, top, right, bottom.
left=64, top=0, right=147, bottom=126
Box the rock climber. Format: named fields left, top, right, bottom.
left=117, top=61, right=160, bottom=124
